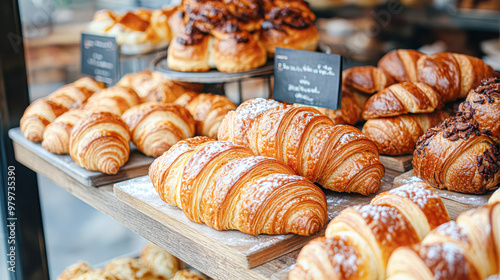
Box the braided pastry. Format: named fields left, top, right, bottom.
left=174, top=92, right=236, bottom=139
left=377, top=49, right=424, bottom=83
left=149, top=136, right=327, bottom=235
left=218, top=98, right=384, bottom=195
left=290, top=181, right=450, bottom=280
left=69, top=112, right=130, bottom=175
left=42, top=109, right=89, bottom=154
left=121, top=103, right=195, bottom=157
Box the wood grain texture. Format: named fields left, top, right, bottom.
left=379, top=154, right=413, bottom=172
left=393, top=170, right=494, bottom=219
left=9, top=127, right=153, bottom=187
left=114, top=175, right=393, bottom=269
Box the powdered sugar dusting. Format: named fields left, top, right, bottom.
left=389, top=183, right=439, bottom=209
left=183, top=141, right=238, bottom=182
left=430, top=221, right=468, bottom=243
left=339, top=132, right=362, bottom=145
left=420, top=243, right=469, bottom=279
left=354, top=204, right=408, bottom=244
left=234, top=99, right=280, bottom=145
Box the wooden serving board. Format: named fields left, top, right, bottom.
left=114, top=175, right=393, bottom=269
left=379, top=154, right=413, bottom=172
left=9, top=127, right=154, bottom=187
left=393, top=170, right=494, bottom=219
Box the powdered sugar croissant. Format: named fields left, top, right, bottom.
left=69, top=112, right=130, bottom=175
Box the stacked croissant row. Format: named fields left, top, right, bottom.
left=88, top=8, right=175, bottom=55
left=166, top=0, right=318, bottom=72
left=149, top=136, right=327, bottom=236
left=217, top=98, right=385, bottom=195
left=290, top=181, right=451, bottom=279
left=20, top=72, right=236, bottom=175
left=387, top=195, right=500, bottom=280
left=338, top=49, right=496, bottom=156
left=412, top=78, right=500, bottom=194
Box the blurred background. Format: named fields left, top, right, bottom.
left=0, top=0, right=499, bottom=279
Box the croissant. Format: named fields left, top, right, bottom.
left=377, top=49, right=424, bottom=83
left=362, top=111, right=449, bottom=155
left=315, top=89, right=368, bottom=125
left=362, top=82, right=443, bottom=120
left=218, top=98, right=384, bottom=195
left=387, top=202, right=500, bottom=280
left=49, top=85, right=94, bottom=110
left=342, top=66, right=396, bottom=95
left=174, top=92, right=236, bottom=139
left=148, top=136, right=327, bottom=236
left=72, top=76, right=105, bottom=96
left=20, top=98, right=69, bottom=142
left=490, top=189, right=500, bottom=205
left=121, top=103, right=195, bottom=157
left=42, top=109, right=89, bottom=154
left=290, top=181, right=449, bottom=280
left=84, top=86, right=141, bottom=116
left=458, top=77, right=500, bottom=138
left=417, top=52, right=495, bottom=102
left=413, top=115, right=500, bottom=193
left=118, top=70, right=187, bottom=102
left=69, top=112, right=130, bottom=175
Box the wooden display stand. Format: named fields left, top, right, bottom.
left=9, top=128, right=492, bottom=280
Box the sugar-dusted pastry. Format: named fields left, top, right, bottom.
left=57, top=261, right=92, bottom=280
left=104, top=257, right=156, bottom=280
left=171, top=270, right=206, bottom=280
left=140, top=243, right=183, bottom=279
left=122, top=103, right=195, bottom=157
left=69, top=112, right=130, bottom=175
left=218, top=98, right=384, bottom=195
left=149, top=137, right=327, bottom=236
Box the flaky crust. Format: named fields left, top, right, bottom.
left=69, top=112, right=130, bottom=175
left=377, top=49, right=424, bottom=83
left=362, top=111, right=449, bottom=155
left=42, top=109, right=89, bottom=154
left=20, top=98, right=69, bottom=142
left=57, top=261, right=92, bottom=280
left=417, top=52, right=495, bottom=102
left=84, top=86, right=141, bottom=116
left=212, top=31, right=267, bottom=72
left=167, top=31, right=212, bottom=72
left=174, top=92, right=236, bottom=139
left=171, top=270, right=206, bottom=280
left=315, top=89, right=367, bottom=125
left=140, top=243, right=183, bottom=279
left=413, top=116, right=500, bottom=194
left=342, top=66, right=396, bottom=95
left=122, top=103, right=195, bottom=157
left=148, top=137, right=327, bottom=235
left=260, top=24, right=318, bottom=56
left=459, top=78, right=500, bottom=138
left=362, top=82, right=443, bottom=120
left=218, top=98, right=385, bottom=195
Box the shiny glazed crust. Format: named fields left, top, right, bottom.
left=148, top=137, right=327, bottom=235
left=362, top=111, right=449, bottom=155
left=69, top=112, right=130, bottom=175
left=342, top=66, right=396, bottom=95
left=377, top=49, right=424, bottom=83
left=218, top=98, right=385, bottom=195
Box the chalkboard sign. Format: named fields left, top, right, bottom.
left=273, top=48, right=343, bottom=110
left=81, top=33, right=120, bottom=85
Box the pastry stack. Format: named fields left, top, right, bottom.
left=387, top=197, right=500, bottom=279
left=88, top=8, right=175, bottom=55
left=359, top=49, right=496, bottom=156
left=57, top=242, right=207, bottom=280
left=166, top=0, right=319, bottom=72
left=413, top=77, right=500, bottom=194
left=20, top=72, right=237, bottom=175
left=289, top=181, right=450, bottom=279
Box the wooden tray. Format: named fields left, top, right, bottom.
left=393, top=170, right=494, bottom=219
left=9, top=127, right=154, bottom=187
left=114, top=175, right=393, bottom=269
left=379, top=154, right=413, bottom=172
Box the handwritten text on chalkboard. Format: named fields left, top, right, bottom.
left=81, top=33, right=119, bottom=85
left=273, top=48, right=343, bottom=110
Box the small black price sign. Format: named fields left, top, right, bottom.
left=273, top=48, right=343, bottom=110
left=81, top=33, right=119, bottom=85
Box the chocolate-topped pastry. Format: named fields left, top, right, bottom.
left=412, top=78, right=500, bottom=194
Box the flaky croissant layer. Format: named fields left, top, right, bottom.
left=149, top=137, right=327, bottom=236
left=218, top=98, right=384, bottom=195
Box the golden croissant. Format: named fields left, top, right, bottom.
left=42, top=109, right=89, bottom=154
left=84, top=86, right=141, bottom=116
left=121, top=103, right=195, bottom=157
left=69, top=112, right=130, bottom=175
left=290, top=181, right=450, bottom=280
left=174, top=92, right=236, bottom=139
left=218, top=98, right=384, bottom=195
left=387, top=202, right=500, bottom=280
left=149, top=136, right=327, bottom=236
